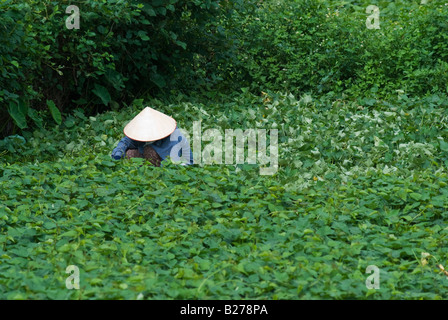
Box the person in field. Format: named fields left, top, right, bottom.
left=111, top=106, right=193, bottom=166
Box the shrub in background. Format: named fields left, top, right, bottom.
left=2, top=0, right=448, bottom=139
left=217, top=0, right=448, bottom=98
left=0, top=0, right=230, bottom=138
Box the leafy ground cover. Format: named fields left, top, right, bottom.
left=1, top=91, right=448, bottom=299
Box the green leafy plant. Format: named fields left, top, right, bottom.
left=0, top=0, right=231, bottom=137
left=1, top=91, right=448, bottom=299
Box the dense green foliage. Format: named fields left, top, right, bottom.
left=1, top=0, right=448, bottom=300
left=1, top=92, right=448, bottom=299
left=220, top=0, right=448, bottom=96
left=0, top=0, right=229, bottom=136
left=2, top=0, right=448, bottom=136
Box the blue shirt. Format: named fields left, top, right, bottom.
left=111, top=127, right=193, bottom=165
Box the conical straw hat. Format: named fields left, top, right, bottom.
left=123, top=107, right=177, bottom=142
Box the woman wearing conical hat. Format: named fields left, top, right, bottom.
left=111, top=107, right=193, bottom=166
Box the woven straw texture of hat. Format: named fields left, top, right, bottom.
left=124, top=107, right=176, bottom=142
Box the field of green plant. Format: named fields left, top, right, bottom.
left=1, top=91, right=448, bottom=299
left=1, top=0, right=448, bottom=300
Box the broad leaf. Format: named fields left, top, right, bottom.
left=92, top=84, right=111, bottom=106
left=7, top=101, right=27, bottom=129
left=47, top=100, right=62, bottom=125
